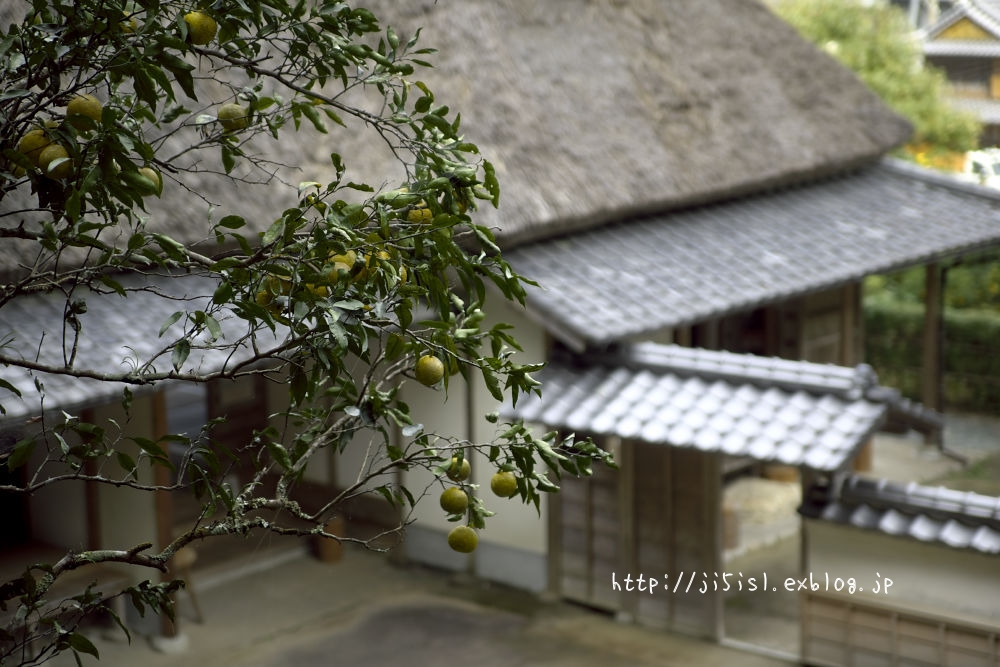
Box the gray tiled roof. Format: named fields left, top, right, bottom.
left=801, top=475, right=1000, bottom=554
left=925, top=39, right=1000, bottom=57
left=946, top=96, right=1000, bottom=124
left=0, top=272, right=284, bottom=421
left=505, top=160, right=1000, bottom=349
left=504, top=343, right=894, bottom=473
left=924, top=1, right=1000, bottom=40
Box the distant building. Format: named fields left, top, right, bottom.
left=891, top=0, right=955, bottom=29
left=921, top=0, right=1000, bottom=144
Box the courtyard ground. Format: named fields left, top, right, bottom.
left=39, top=412, right=999, bottom=666
left=47, top=539, right=788, bottom=667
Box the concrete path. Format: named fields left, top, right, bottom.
left=48, top=412, right=996, bottom=666
left=52, top=543, right=789, bottom=667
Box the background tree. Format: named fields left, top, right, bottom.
left=772, top=0, right=981, bottom=164
left=0, top=1, right=611, bottom=663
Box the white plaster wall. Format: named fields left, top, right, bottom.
left=397, top=366, right=469, bottom=531
left=27, top=433, right=88, bottom=550
left=262, top=370, right=333, bottom=486
left=470, top=299, right=548, bottom=557
left=22, top=394, right=159, bottom=565
left=398, top=297, right=552, bottom=588
left=90, top=396, right=158, bottom=570
left=805, top=520, right=1000, bottom=622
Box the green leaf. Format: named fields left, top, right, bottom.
left=217, top=215, right=245, bottom=229
left=6, top=438, right=35, bottom=471
left=151, top=233, right=187, bottom=261
left=171, top=339, right=191, bottom=371
left=299, top=103, right=328, bottom=134
left=322, top=107, right=345, bottom=127
left=0, top=378, right=22, bottom=398
left=262, top=218, right=285, bottom=246
left=212, top=282, right=234, bottom=305
left=132, top=437, right=170, bottom=464
left=290, top=366, right=308, bottom=405
left=481, top=366, right=504, bottom=401
left=414, top=96, right=432, bottom=113
left=160, top=53, right=197, bottom=100
left=221, top=146, right=235, bottom=174
left=203, top=314, right=222, bottom=341
left=159, top=312, right=183, bottom=337
left=265, top=440, right=292, bottom=470
left=0, top=88, right=30, bottom=102
left=385, top=333, right=406, bottom=360
left=99, top=275, right=127, bottom=297
left=68, top=632, right=99, bottom=659
left=483, top=160, right=500, bottom=207
left=115, top=452, right=136, bottom=475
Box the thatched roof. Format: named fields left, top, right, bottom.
left=367, top=0, right=912, bottom=248
left=1, top=0, right=911, bottom=278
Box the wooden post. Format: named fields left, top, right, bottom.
left=706, top=452, right=723, bottom=642
left=151, top=390, right=177, bottom=639
left=545, top=463, right=563, bottom=600
left=701, top=319, right=720, bottom=350
left=840, top=282, right=859, bottom=366
left=675, top=326, right=692, bottom=348
left=922, top=263, right=944, bottom=421
left=614, top=437, right=637, bottom=622
left=81, top=407, right=102, bottom=551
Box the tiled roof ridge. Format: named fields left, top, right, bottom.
left=841, top=474, right=1000, bottom=530
left=924, top=1, right=1000, bottom=40
left=878, top=157, right=1000, bottom=203
left=582, top=342, right=875, bottom=401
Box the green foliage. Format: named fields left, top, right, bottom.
left=864, top=250, right=1000, bottom=312
left=0, top=1, right=612, bottom=662
left=864, top=297, right=1000, bottom=413
left=773, top=0, right=981, bottom=152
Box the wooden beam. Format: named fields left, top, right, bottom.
left=151, top=390, right=177, bottom=639
left=675, top=326, right=692, bottom=347
left=665, top=445, right=674, bottom=626
left=840, top=282, right=859, bottom=366
left=614, top=437, right=637, bottom=621
left=922, top=263, right=944, bottom=418
left=698, top=318, right=720, bottom=350
left=705, top=452, right=723, bottom=642
left=546, top=464, right=563, bottom=599
left=763, top=306, right=779, bottom=357
left=81, top=407, right=102, bottom=551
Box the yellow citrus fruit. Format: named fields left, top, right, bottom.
left=325, top=251, right=357, bottom=283
left=218, top=103, right=249, bottom=132
left=357, top=250, right=391, bottom=282
left=137, top=167, right=162, bottom=196
left=272, top=275, right=292, bottom=295
left=407, top=202, right=432, bottom=224
left=66, top=94, right=102, bottom=130
left=121, top=14, right=139, bottom=33
left=1, top=157, right=26, bottom=178
left=255, top=288, right=282, bottom=317
left=38, top=144, right=72, bottom=179
left=490, top=471, right=518, bottom=498
left=255, top=289, right=273, bottom=306
left=415, top=354, right=444, bottom=387
left=439, top=487, right=469, bottom=515
left=184, top=11, right=217, bottom=45
left=328, top=251, right=357, bottom=269
left=447, top=525, right=478, bottom=554
left=306, top=283, right=328, bottom=298
left=17, top=129, right=52, bottom=166
left=445, top=456, right=471, bottom=482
